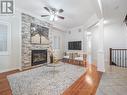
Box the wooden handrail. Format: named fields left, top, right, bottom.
left=112, top=49, right=127, bottom=50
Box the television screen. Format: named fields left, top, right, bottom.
left=68, top=41, right=82, bottom=50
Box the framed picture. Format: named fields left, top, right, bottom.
left=30, top=23, right=49, bottom=45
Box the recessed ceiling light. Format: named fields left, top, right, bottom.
left=104, top=20, right=109, bottom=24
left=87, top=32, right=91, bottom=35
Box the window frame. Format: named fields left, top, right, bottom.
left=53, top=36, right=60, bottom=50
left=0, top=21, right=11, bottom=55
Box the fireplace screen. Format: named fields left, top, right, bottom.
left=32, top=50, right=47, bottom=66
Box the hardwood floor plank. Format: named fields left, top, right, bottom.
left=62, top=65, right=102, bottom=95
left=0, top=89, right=12, bottom=95
left=0, top=79, right=10, bottom=93
left=0, top=70, right=19, bottom=95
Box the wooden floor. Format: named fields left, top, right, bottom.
left=0, top=64, right=102, bottom=95
left=0, top=69, right=20, bottom=95
left=62, top=65, right=102, bottom=95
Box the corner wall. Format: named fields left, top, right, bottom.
left=0, top=11, right=22, bottom=72
left=88, top=25, right=99, bottom=63
left=90, top=21, right=127, bottom=70
left=0, top=11, right=65, bottom=72
left=104, top=22, right=127, bottom=68
left=64, top=25, right=87, bottom=52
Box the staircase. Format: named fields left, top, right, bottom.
left=110, top=48, right=127, bottom=67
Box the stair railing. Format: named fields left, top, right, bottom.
left=110, top=48, right=127, bottom=67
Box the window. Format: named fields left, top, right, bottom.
left=53, top=36, right=60, bottom=49
left=0, top=22, right=11, bottom=55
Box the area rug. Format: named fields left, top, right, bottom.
left=7, top=62, right=85, bottom=95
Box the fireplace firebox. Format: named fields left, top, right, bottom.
left=31, top=50, right=47, bottom=66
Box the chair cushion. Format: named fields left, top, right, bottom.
left=75, top=57, right=83, bottom=61
left=63, top=56, right=69, bottom=59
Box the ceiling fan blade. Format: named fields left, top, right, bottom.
left=44, top=7, right=50, bottom=12
left=41, top=15, right=49, bottom=17
left=59, top=9, right=64, bottom=13
left=57, top=15, right=64, bottom=19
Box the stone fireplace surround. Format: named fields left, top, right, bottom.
left=21, top=13, right=52, bottom=70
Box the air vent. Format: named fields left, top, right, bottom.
left=68, top=31, right=71, bottom=34
left=78, top=28, right=81, bottom=32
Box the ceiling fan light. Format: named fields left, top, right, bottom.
left=54, top=15, right=58, bottom=21
left=56, top=11, right=59, bottom=15
left=50, top=14, right=55, bottom=21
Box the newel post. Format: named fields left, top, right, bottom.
left=109, top=48, right=112, bottom=65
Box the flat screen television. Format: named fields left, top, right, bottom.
left=68, top=41, right=82, bottom=50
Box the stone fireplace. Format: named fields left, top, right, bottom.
left=21, top=13, right=52, bottom=70
left=31, top=50, right=47, bottom=66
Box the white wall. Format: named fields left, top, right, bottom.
left=88, top=25, right=99, bottom=63
left=89, top=21, right=127, bottom=70
left=0, top=11, right=22, bottom=72
left=64, top=14, right=99, bottom=52
left=64, top=25, right=86, bottom=52
left=104, top=22, right=127, bottom=64
left=0, top=10, right=65, bottom=72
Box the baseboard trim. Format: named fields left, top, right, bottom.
left=0, top=68, right=20, bottom=73
left=97, top=67, right=105, bottom=72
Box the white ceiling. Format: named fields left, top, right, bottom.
left=102, top=0, right=127, bottom=23
left=15, top=0, right=96, bottom=29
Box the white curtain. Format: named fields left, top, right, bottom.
left=0, top=24, right=7, bottom=51
left=53, top=36, right=60, bottom=49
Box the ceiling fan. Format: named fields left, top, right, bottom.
left=41, top=6, right=65, bottom=21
